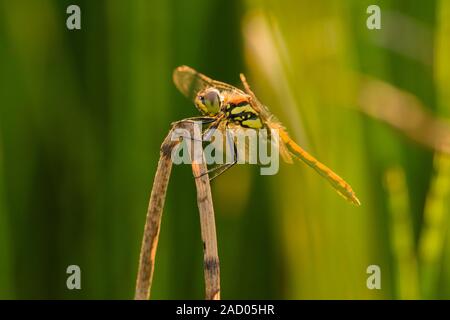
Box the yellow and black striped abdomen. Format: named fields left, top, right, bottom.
left=225, top=101, right=263, bottom=129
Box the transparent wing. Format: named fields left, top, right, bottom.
left=239, top=73, right=275, bottom=121
left=173, top=65, right=246, bottom=103
left=239, top=73, right=293, bottom=163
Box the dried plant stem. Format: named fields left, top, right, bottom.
left=190, top=154, right=221, bottom=300
left=134, top=128, right=179, bottom=300
left=134, top=121, right=220, bottom=300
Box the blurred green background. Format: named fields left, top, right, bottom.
left=1, top=0, right=449, bottom=299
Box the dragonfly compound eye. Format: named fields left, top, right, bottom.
left=202, top=88, right=222, bottom=115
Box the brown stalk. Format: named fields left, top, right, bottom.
left=134, top=126, right=178, bottom=300
left=134, top=120, right=220, bottom=300
left=189, top=145, right=221, bottom=300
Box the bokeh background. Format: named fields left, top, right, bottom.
left=1, top=0, right=449, bottom=299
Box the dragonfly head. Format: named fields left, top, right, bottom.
left=195, top=88, right=222, bottom=115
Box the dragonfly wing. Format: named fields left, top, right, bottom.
left=173, top=66, right=213, bottom=103
left=173, top=66, right=246, bottom=103
left=264, top=118, right=294, bottom=164
left=239, top=73, right=274, bottom=121
left=279, top=141, right=294, bottom=164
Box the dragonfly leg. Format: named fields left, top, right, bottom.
left=195, top=129, right=238, bottom=180
left=202, top=125, right=217, bottom=142
left=172, top=116, right=217, bottom=142
left=177, top=135, right=203, bottom=143
left=171, top=116, right=216, bottom=127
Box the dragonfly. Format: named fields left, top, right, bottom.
left=173, top=65, right=360, bottom=205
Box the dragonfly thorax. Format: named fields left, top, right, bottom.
left=224, top=100, right=263, bottom=129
